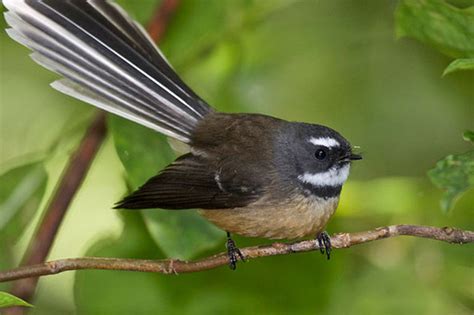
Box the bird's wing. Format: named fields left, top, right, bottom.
left=115, top=153, right=263, bottom=210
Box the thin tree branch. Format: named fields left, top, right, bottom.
left=6, top=0, right=181, bottom=311
left=1, top=225, right=472, bottom=282
left=147, top=0, right=180, bottom=41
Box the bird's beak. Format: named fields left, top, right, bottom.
left=349, top=153, right=362, bottom=161
left=338, top=153, right=362, bottom=164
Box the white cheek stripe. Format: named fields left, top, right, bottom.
left=309, top=137, right=340, bottom=148
left=298, top=164, right=350, bottom=187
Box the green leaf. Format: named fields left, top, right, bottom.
left=108, top=116, right=223, bottom=259
left=428, top=149, right=474, bottom=212
left=443, top=57, right=474, bottom=75
left=395, top=0, right=474, bottom=59
left=0, top=291, right=32, bottom=308
left=463, top=130, right=474, bottom=142
left=142, top=209, right=224, bottom=259
left=108, top=116, right=175, bottom=188
left=0, top=162, right=48, bottom=243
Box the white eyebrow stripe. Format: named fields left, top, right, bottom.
left=309, top=137, right=340, bottom=148
left=297, top=164, right=350, bottom=187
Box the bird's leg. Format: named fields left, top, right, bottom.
left=225, top=232, right=245, bottom=270
left=316, top=231, right=332, bottom=260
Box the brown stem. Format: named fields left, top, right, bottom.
left=6, top=0, right=181, bottom=312
left=147, top=0, right=180, bottom=41
left=1, top=225, right=472, bottom=282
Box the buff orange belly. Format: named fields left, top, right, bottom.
left=199, top=195, right=339, bottom=239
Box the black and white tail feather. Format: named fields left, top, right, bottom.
left=3, top=0, right=213, bottom=143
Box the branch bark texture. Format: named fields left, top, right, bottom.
left=1, top=225, right=472, bottom=282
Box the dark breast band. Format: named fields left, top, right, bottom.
left=300, top=183, right=342, bottom=199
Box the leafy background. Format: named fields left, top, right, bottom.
left=0, top=0, right=473, bottom=314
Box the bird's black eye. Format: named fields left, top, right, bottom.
left=315, top=148, right=327, bottom=160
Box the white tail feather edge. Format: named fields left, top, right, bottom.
left=3, top=0, right=212, bottom=143
left=52, top=79, right=189, bottom=142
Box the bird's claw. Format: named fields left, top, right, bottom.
left=316, top=231, right=332, bottom=260
left=226, top=233, right=245, bottom=270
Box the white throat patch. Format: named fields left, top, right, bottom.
left=297, top=164, right=350, bottom=187
left=309, top=137, right=340, bottom=148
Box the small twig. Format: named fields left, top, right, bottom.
left=1, top=225, right=472, bottom=282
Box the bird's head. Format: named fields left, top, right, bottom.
left=274, top=122, right=362, bottom=198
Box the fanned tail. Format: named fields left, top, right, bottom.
left=3, top=0, right=213, bottom=143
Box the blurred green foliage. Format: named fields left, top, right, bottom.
left=396, top=0, right=474, bottom=211
left=0, top=291, right=32, bottom=309
left=396, top=0, right=474, bottom=75
left=74, top=212, right=168, bottom=314
left=0, top=0, right=473, bottom=314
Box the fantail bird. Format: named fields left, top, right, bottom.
left=4, top=0, right=362, bottom=269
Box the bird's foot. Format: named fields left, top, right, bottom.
left=226, top=232, right=245, bottom=270
left=316, top=231, right=332, bottom=260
